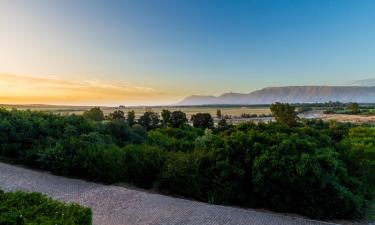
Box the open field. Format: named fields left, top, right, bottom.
left=0, top=104, right=271, bottom=118
left=3, top=104, right=375, bottom=124
left=322, top=114, right=375, bottom=124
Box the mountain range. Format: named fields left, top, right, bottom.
left=176, top=86, right=375, bottom=105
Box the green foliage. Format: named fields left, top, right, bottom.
left=161, top=109, right=171, bottom=128
left=0, top=190, right=92, bottom=225
left=342, top=127, right=375, bottom=191
left=191, top=113, right=214, bottom=129
left=169, top=111, right=188, bottom=128
left=108, top=110, right=125, bottom=120
left=270, top=102, right=298, bottom=127
left=126, top=110, right=136, bottom=126
left=106, top=119, right=133, bottom=145
left=82, top=107, right=104, bottom=122
left=348, top=102, right=360, bottom=114
left=0, top=108, right=374, bottom=219
left=121, top=144, right=166, bottom=188
left=138, top=111, right=160, bottom=130
left=217, top=119, right=231, bottom=132
left=147, top=127, right=202, bottom=152
left=216, top=109, right=222, bottom=119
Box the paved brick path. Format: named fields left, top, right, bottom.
left=0, top=162, right=339, bottom=225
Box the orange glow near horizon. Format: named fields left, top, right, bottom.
left=0, top=74, right=177, bottom=106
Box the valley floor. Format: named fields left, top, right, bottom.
left=0, top=162, right=338, bottom=225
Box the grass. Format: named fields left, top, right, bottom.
left=1, top=104, right=271, bottom=118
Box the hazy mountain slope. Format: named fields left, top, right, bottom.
left=350, top=78, right=375, bottom=86
left=176, top=86, right=375, bottom=105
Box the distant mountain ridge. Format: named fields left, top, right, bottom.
left=176, top=86, right=375, bottom=105
left=349, top=78, right=375, bottom=86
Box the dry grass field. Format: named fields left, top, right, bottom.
left=322, top=114, right=375, bottom=124
left=1, top=104, right=271, bottom=118
left=3, top=104, right=375, bottom=124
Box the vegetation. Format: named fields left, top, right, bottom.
left=216, top=109, right=222, bottom=119
left=0, top=106, right=374, bottom=220
left=161, top=109, right=171, bottom=127
left=108, top=110, right=125, bottom=120
left=241, top=113, right=258, bottom=118
left=170, top=111, right=188, bottom=128
left=127, top=110, right=136, bottom=126
left=191, top=113, right=214, bottom=129
left=324, top=102, right=375, bottom=115
left=0, top=189, right=92, bottom=225
left=348, top=102, right=360, bottom=114
left=138, top=111, right=160, bottom=130
left=270, top=102, right=298, bottom=127
left=82, top=107, right=105, bottom=121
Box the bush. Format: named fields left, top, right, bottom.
left=0, top=190, right=92, bottom=225
left=191, top=113, right=214, bottom=129
left=342, top=127, right=375, bottom=192
left=0, top=108, right=374, bottom=219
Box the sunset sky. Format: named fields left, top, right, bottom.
left=1, top=0, right=375, bottom=105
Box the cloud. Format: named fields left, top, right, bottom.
left=0, top=74, right=164, bottom=105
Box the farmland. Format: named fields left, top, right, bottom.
left=5, top=103, right=375, bottom=125
left=0, top=104, right=270, bottom=117
left=0, top=104, right=273, bottom=125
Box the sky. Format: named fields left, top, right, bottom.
left=1, top=0, right=375, bottom=106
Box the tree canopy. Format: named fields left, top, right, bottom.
left=127, top=110, right=136, bottom=126
left=108, top=110, right=125, bottom=120
left=0, top=107, right=373, bottom=219
left=270, top=102, right=298, bottom=127
left=170, top=111, right=188, bottom=128
left=191, top=113, right=214, bottom=129
left=82, top=107, right=104, bottom=121
left=348, top=102, right=360, bottom=114
left=138, top=111, right=160, bottom=130
left=161, top=109, right=171, bottom=127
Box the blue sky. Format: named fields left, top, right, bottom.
left=1, top=0, right=375, bottom=105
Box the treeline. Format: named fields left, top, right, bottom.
left=324, top=102, right=375, bottom=115
left=0, top=190, right=91, bottom=225
left=240, top=113, right=272, bottom=118
left=0, top=106, right=374, bottom=219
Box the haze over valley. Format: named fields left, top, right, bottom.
left=178, top=85, right=375, bottom=105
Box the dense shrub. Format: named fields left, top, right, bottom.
left=342, top=127, right=375, bottom=193
left=147, top=127, right=202, bottom=152
left=0, top=190, right=92, bottom=225
left=0, top=108, right=374, bottom=219
left=191, top=113, right=214, bottom=129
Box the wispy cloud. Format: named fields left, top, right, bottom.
left=0, top=74, right=164, bottom=105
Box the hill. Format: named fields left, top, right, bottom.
left=176, top=86, right=375, bottom=105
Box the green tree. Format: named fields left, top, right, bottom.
left=127, top=110, right=136, bottom=126
left=161, top=109, right=171, bottom=127
left=216, top=109, right=222, bottom=119
left=170, top=111, right=188, bottom=128
left=218, top=118, right=229, bottom=129
left=107, top=119, right=132, bottom=144
left=348, top=102, right=359, bottom=114
left=83, top=107, right=104, bottom=122
left=108, top=110, right=125, bottom=121
left=191, top=113, right=214, bottom=129
left=270, top=102, right=298, bottom=127
left=138, top=111, right=160, bottom=130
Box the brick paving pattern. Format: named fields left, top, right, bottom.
left=0, top=162, right=339, bottom=225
